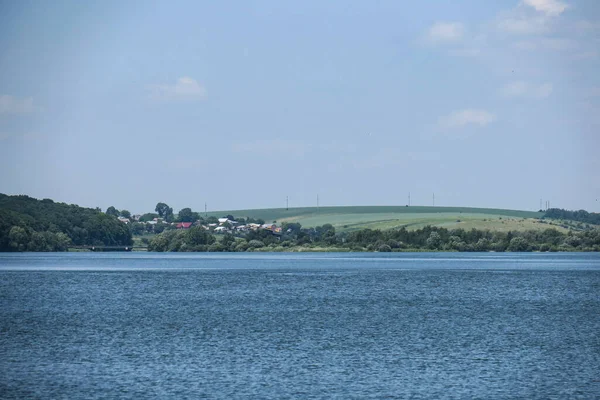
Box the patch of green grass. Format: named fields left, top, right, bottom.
left=208, top=205, right=541, bottom=222
left=205, top=206, right=546, bottom=232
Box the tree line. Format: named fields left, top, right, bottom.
left=0, top=194, right=132, bottom=251
left=148, top=220, right=600, bottom=252
left=544, top=208, right=600, bottom=226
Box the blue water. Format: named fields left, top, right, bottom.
left=1, top=252, right=599, bottom=399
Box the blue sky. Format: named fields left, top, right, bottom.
left=1, top=0, right=599, bottom=214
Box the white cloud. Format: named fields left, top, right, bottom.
left=496, top=0, right=568, bottom=35
left=148, top=77, right=206, bottom=101
left=0, top=95, right=36, bottom=114
left=426, top=22, right=465, bottom=43
left=501, top=81, right=553, bottom=98
left=439, top=109, right=497, bottom=128
left=523, top=0, right=568, bottom=16
left=497, top=14, right=550, bottom=35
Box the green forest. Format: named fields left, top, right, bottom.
left=0, top=194, right=132, bottom=251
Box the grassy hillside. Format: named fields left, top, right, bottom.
left=207, top=206, right=550, bottom=232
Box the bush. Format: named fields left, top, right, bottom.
left=248, top=240, right=265, bottom=248
left=235, top=242, right=249, bottom=252
left=378, top=244, right=392, bottom=252
left=508, top=237, right=529, bottom=252
left=387, top=239, right=400, bottom=249
left=208, top=242, right=226, bottom=252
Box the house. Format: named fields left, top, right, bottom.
left=176, top=222, right=193, bottom=229
left=218, top=218, right=229, bottom=224
left=117, top=217, right=130, bottom=224
left=214, top=226, right=228, bottom=233
left=261, top=224, right=276, bottom=231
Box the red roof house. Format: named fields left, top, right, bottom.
left=176, top=222, right=193, bottom=229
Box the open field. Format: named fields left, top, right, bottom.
left=206, top=206, right=555, bottom=232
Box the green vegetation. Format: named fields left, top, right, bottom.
left=205, top=206, right=545, bottom=233
left=0, top=194, right=132, bottom=251
left=2, top=195, right=598, bottom=253
left=148, top=219, right=600, bottom=253
left=544, top=208, right=600, bottom=225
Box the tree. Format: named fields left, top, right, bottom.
left=248, top=239, right=265, bottom=248
left=282, top=222, right=302, bottom=235
left=8, top=226, right=29, bottom=251
left=155, top=202, right=174, bottom=221
left=84, top=213, right=133, bottom=246
left=130, top=222, right=146, bottom=235
left=178, top=208, right=197, bottom=223
left=426, top=232, right=442, bottom=249
left=120, top=209, right=131, bottom=219
left=186, top=226, right=215, bottom=246
left=139, top=213, right=159, bottom=222
left=508, top=237, right=529, bottom=252
left=222, top=233, right=236, bottom=248
left=474, top=238, right=490, bottom=252
left=106, top=206, right=119, bottom=217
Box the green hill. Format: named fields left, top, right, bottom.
left=207, top=206, right=551, bottom=232
left=0, top=194, right=133, bottom=251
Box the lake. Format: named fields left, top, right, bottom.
left=1, top=252, right=599, bottom=399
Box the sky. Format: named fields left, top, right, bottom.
left=1, top=0, right=599, bottom=214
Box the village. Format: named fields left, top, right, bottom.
left=116, top=215, right=284, bottom=236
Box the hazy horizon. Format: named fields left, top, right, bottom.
left=1, top=0, right=599, bottom=214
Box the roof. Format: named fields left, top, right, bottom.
left=176, top=222, right=193, bottom=229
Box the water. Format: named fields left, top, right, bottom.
left=1, top=252, right=599, bottom=399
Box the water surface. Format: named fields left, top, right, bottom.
left=1, top=252, right=599, bottom=399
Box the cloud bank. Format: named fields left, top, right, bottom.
left=440, top=109, right=497, bottom=128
